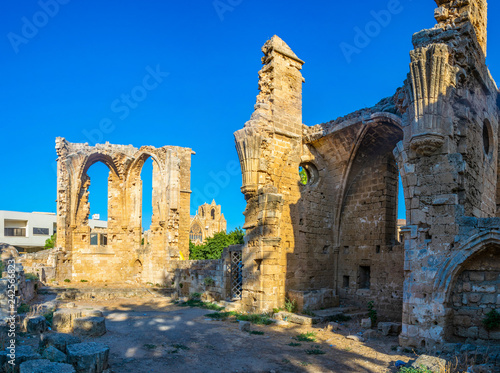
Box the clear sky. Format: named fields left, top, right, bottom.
left=1, top=0, right=499, bottom=232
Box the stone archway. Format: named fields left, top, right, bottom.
left=447, top=245, right=500, bottom=342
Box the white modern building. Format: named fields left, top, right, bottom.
left=0, top=210, right=107, bottom=252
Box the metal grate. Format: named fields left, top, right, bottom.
left=230, top=251, right=243, bottom=300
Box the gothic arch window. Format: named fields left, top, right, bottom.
left=201, top=208, right=205, bottom=218
left=211, top=209, right=215, bottom=220
left=190, top=224, right=203, bottom=242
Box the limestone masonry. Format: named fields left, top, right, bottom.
left=54, top=138, right=193, bottom=284
left=234, top=0, right=499, bottom=348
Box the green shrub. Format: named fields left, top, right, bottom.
left=190, top=292, right=201, bottom=299
left=204, top=277, right=215, bottom=286
left=17, top=304, right=30, bottom=313
left=25, top=273, right=38, bottom=281
left=80, top=279, right=88, bottom=283
left=189, top=228, right=244, bottom=260
left=64, top=279, right=71, bottom=283
left=43, top=309, right=54, bottom=326
left=284, top=298, right=297, bottom=313
left=0, top=261, right=4, bottom=277
left=44, top=233, right=56, bottom=250
left=483, top=309, right=500, bottom=331
left=367, top=300, right=377, bottom=326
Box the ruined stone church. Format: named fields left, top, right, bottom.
left=234, top=0, right=499, bottom=348
left=22, top=0, right=499, bottom=349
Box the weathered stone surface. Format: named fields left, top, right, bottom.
left=378, top=322, right=401, bottom=336
left=40, top=333, right=82, bottom=354
left=360, top=318, right=372, bottom=329
left=274, top=311, right=319, bottom=325
left=411, top=355, right=447, bottom=372
left=42, top=346, right=67, bottom=363
left=52, top=309, right=103, bottom=333
left=73, top=317, right=106, bottom=337
left=238, top=321, right=251, bottom=332
left=66, top=342, right=109, bottom=373
left=326, top=322, right=340, bottom=331
left=362, top=329, right=379, bottom=339
left=23, top=316, right=47, bottom=334
left=20, top=359, right=75, bottom=373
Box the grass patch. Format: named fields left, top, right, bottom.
left=288, top=342, right=301, bottom=347
left=295, top=332, right=316, bottom=342
left=171, top=343, right=189, bottom=350
left=248, top=330, right=264, bottom=335
left=305, top=348, right=325, bottom=355
left=143, top=344, right=157, bottom=350
left=399, top=367, right=432, bottom=373
left=80, top=279, right=88, bottom=283
left=236, top=313, right=274, bottom=325
left=179, top=298, right=225, bottom=311
left=204, top=311, right=274, bottom=325
left=17, top=303, right=30, bottom=313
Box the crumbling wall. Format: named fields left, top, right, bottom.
left=55, top=138, right=193, bottom=283
left=166, top=259, right=226, bottom=301
left=395, top=0, right=499, bottom=348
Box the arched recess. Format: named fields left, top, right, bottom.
left=335, top=115, right=405, bottom=319
left=125, top=152, right=164, bottom=236
left=337, top=116, right=404, bottom=245
left=437, top=232, right=500, bottom=342
left=74, top=153, right=121, bottom=227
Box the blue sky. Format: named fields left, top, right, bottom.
left=1, top=0, right=499, bottom=232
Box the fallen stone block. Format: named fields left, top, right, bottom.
left=346, top=335, right=364, bottom=342
left=42, top=345, right=67, bottom=363
left=66, top=342, right=109, bottom=373
left=411, top=355, right=447, bottom=372
left=239, top=321, right=251, bottom=332
left=378, top=322, right=402, bottom=336
left=23, top=316, right=47, bottom=334
left=275, top=311, right=320, bottom=325
left=52, top=309, right=103, bottom=333
left=360, top=318, right=372, bottom=329
left=13, top=345, right=42, bottom=365
left=40, top=333, right=82, bottom=354
left=470, top=364, right=496, bottom=373
left=362, top=329, right=379, bottom=339
left=326, top=322, right=340, bottom=331
left=73, top=317, right=106, bottom=337
left=20, top=359, right=75, bottom=373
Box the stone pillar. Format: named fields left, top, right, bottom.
left=235, top=35, right=305, bottom=312
left=397, top=0, right=499, bottom=348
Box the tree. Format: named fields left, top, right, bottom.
left=189, top=228, right=244, bottom=260
left=44, top=233, right=56, bottom=250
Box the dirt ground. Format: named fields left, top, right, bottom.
left=20, top=291, right=417, bottom=373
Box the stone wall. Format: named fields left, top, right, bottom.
left=449, top=246, right=500, bottom=342
left=165, top=259, right=227, bottom=301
